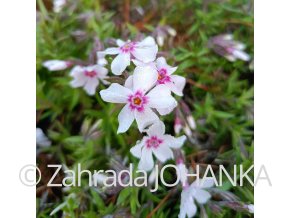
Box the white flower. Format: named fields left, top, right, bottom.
left=36, top=128, right=51, bottom=147
left=53, top=0, right=66, bottom=13
left=100, top=67, right=177, bottom=133
left=133, top=57, right=186, bottom=96
left=130, top=121, right=186, bottom=171
left=70, top=65, right=108, bottom=96
left=43, top=60, right=71, bottom=71
left=179, top=178, right=214, bottom=218
left=97, top=51, right=108, bottom=66
left=101, top=36, right=158, bottom=75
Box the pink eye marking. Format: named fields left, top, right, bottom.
left=120, top=42, right=136, bottom=53
left=128, top=91, right=148, bottom=112
left=146, top=136, right=163, bottom=149
left=84, top=70, right=97, bottom=78
left=157, top=68, right=171, bottom=84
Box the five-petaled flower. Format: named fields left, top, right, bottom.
left=70, top=65, right=108, bottom=96
left=179, top=178, right=214, bottom=218
left=130, top=121, right=186, bottom=171
left=133, top=57, right=186, bottom=96
left=100, top=66, right=177, bottom=133
left=99, top=36, right=158, bottom=75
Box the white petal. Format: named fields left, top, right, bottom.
left=93, top=65, right=108, bottom=78
left=163, top=135, right=186, bottom=149
left=132, top=37, right=157, bottom=63
left=130, top=139, right=145, bottom=158
left=36, top=128, right=51, bottom=147
left=193, top=189, right=211, bottom=204
left=116, top=39, right=126, bottom=47
left=177, top=163, right=188, bottom=187
left=133, top=66, right=158, bottom=92
left=152, top=144, right=173, bottom=163
left=84, top=79, right=99, bottom=95
left=146, top=120, right=165, bottom=136
left=99, top=83, right=132, bottom=103
left=117, top=104, right=135, bottom=133
left=103, top=47, right=120, bottom=55
left=97, top=51, right=108, bottom=66
left=134, top=107, right=159, bottom=132
left=111, top=53, right=131, bottom=75
left=232, top=50, right=250, bottom=61
left=156, top=57, right=167, bottom=69
left=196, top=178, right=215, bottom=188
left=70, top=68, right=87, bottom=88
left=179, top=190, right=197, bottom=218
left=124, top=75, right=133, bottom=89
left=170, top=75, right=186, bottom=96
left=43, top=60, right=68, bottom=71
left=147, top=85, right=177, bottom=109
left=138, top=148, right=154, bottom=171
left=156, top=101, right=177, bottom=115
left=137, top=36, right=156, bottom=47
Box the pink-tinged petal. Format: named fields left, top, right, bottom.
left=84, top=79, right=99, bottom=95
left=138, top=147, right=154, bottom=171
left=103, top=47, right=120, bottom=55
left=111, top=53, right=130, bottom=75
left=116, top=39, right=126, bottom=47
left=117, top=104, right=135, bottom=133
left=152, top=144, right=173, bottom=163
left=70, top=66, right=83, bottom=77
left=134, top=107, right=159, bottom=132
left=156, top=101, right=177, bottom=115
left=193, top=189, right=211, bottom=204
left=163, top=135, right=186, bottom=149
left=133, top=66, right=158, bottom=92
left=147, top=85, right=177, bottom=109
left=156, top=57, right=177, bottom=75
left=137, top=36, right=156, bottom=47
left=146, top=120, right=165, bottom=136
left=124, top=75, right=133, bottom=89
left=130, top=138, right=145, bottom=158
left=100, top=83, right=132, bottom=103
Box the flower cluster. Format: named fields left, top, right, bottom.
left=98, top=36, right=187, bottom=171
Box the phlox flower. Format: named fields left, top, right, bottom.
left=100, top=66, right=177, bottom=133
left=130, top=121, right=186, bottom=171
left=132, top=57, right=186, bottom=96
left=99, top=36, right=158, bottom=75
left=179, top=178, right=214, bottom=218
left=43, top=60, right=72, bottom=71
left=208, top=34, right=250, bottom=62
left=70, top=65, right=108, bottom=96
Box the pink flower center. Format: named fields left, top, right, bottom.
left=157, top=68, right=171, bottom=84
left=120, top=42, right=136, bottom=53
left=128, top=91, right=148, bottom=112
left=146, top=136, right=163, bottom=149
left=84, top=70, right=97, bottom=78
